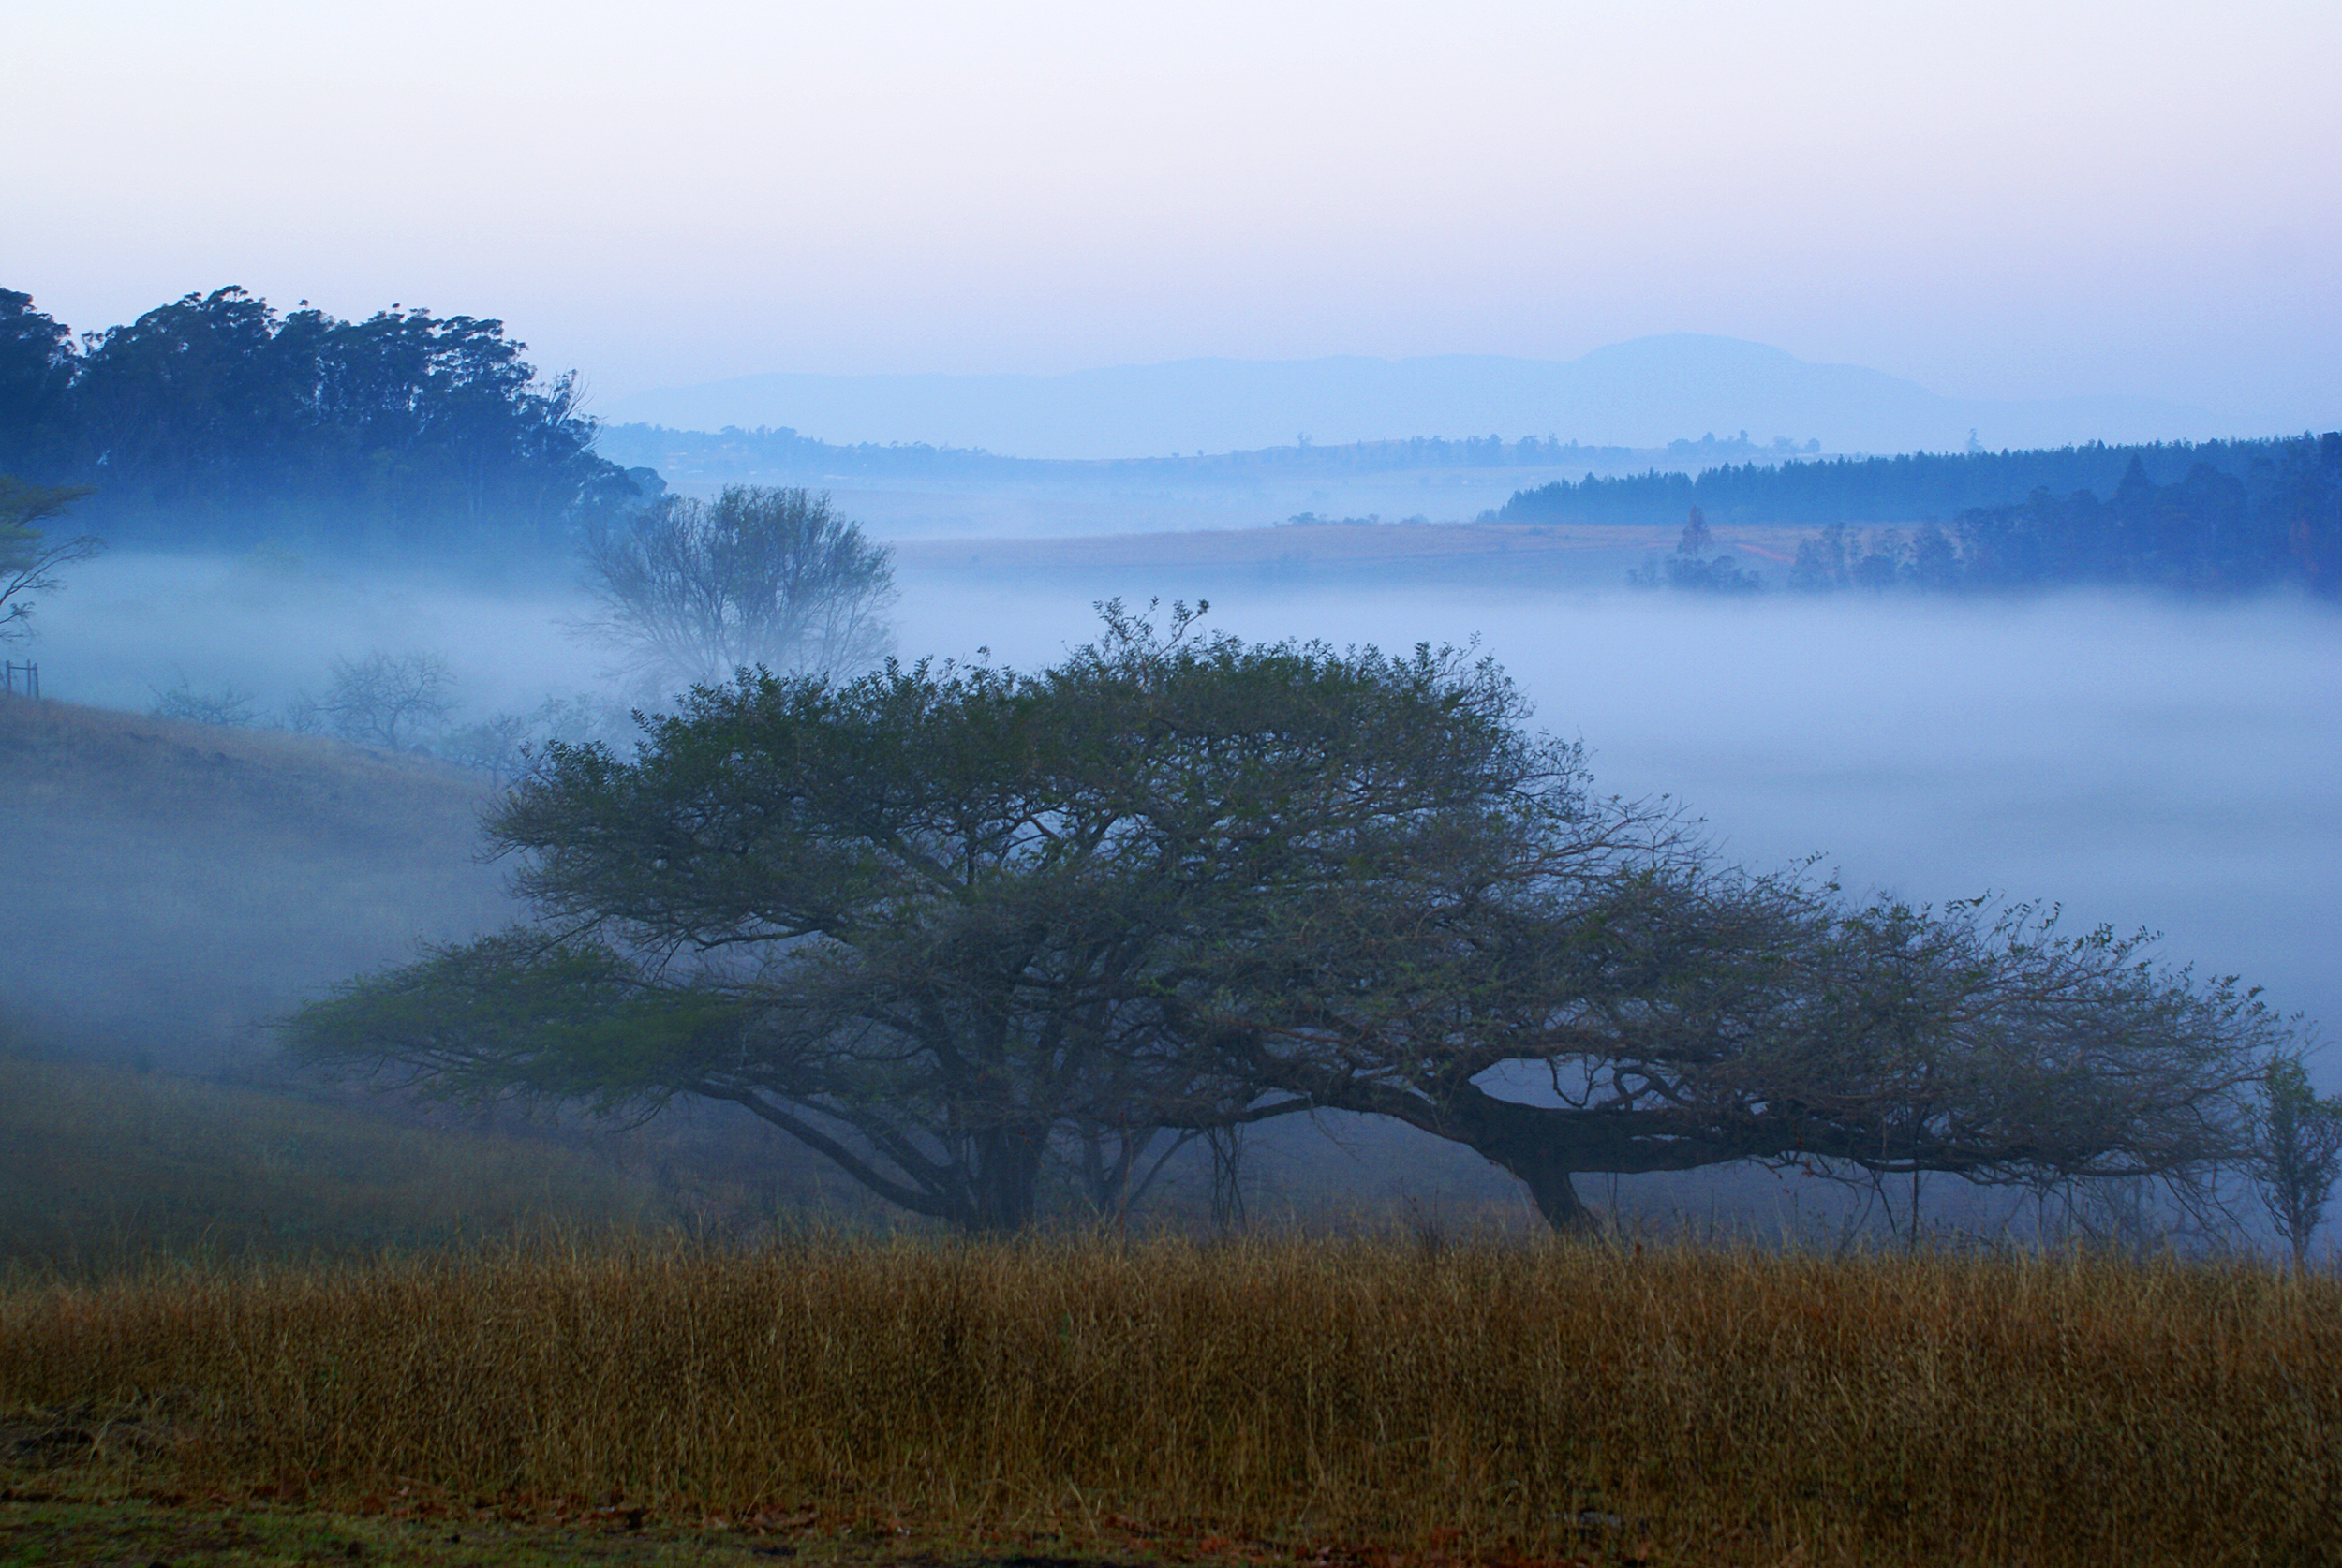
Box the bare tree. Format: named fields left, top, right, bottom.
left=0, top=477, right=101, bottom=643
left=149, top=676, right=259, bottom=727
left=305, top=651, right=457, bottom=750
left=438, top=711, right=533, bottom=784
left=575, top=485, right=895, bottom=691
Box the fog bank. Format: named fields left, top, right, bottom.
left=21, top=554, right=2342, bottom=1086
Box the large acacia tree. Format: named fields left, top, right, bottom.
left=289, top=605, right=2279, bottom=1231
left=1175, top=859, right=2278, bottom=1228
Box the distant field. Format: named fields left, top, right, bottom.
left=1, top=1237, right=2333, bottom=1567
left=897, top=518, right=1801, bottom=590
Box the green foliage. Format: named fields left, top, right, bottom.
left=293, top=601, right=1578, bottom=1230
left=0, top=286, right=642, bottom=553
left=2254, top=1054, right=2342, bottom=1265
left=289, top=605, right=2284, bottom=1234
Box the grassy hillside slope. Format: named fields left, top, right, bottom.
left=0, top=695, right=511, bottom=1071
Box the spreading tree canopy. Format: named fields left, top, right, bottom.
left=289, top=606, right=2282, bottom=1231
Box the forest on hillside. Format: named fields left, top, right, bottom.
left=1531, top=439, right=2342, bottom=596
left=10, top=281, right=2339, bottom=597
left=0, top=286, right=647, bottom=554
left=1494, top=438, right=2320, bottom=527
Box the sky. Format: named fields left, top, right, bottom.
left=8, top=0, right=2339, bottom=430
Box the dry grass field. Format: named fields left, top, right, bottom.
left=895, top=519, right=1801, bottom=591
left=0, top=1055, right=668, bottom=1274
left=2, top=1236, right=2334, bottom=1567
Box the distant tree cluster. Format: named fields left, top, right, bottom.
left=1627, top=507, right=1761, bottom=593
left=599, top=422, right=1642, bottom=489
left=152, top=645, right=637, bottom=788
left=0, top=286, right=643, bottom=552
left=1612, top=441, right=2342, bottom=598
left=1498, top=434, right=2339, bottom=554
left=1782, top=445, right=2342, bottom=595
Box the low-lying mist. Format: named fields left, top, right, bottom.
left=28, top=550, right=2342, bottom=1049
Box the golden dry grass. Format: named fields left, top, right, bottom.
left=3, top=1236, right=2335, bottom=1566
left=0, top=1056, right=663, bottom=1271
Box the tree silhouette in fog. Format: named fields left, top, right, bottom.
left=576, top=484, right=896, bottom=691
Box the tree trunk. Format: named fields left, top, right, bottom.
left=1439, top=1091, right=1603, bottom=1233
left=1514, top=1154, right=1599, bottom=1233
left=968, top=1124, right=1050, bottom=1233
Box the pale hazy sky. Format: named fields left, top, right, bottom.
left=10, top=0, right=2337, bottom=426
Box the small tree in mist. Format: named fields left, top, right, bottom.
left=438, top=711, right=533, bottom=784
left=2253, top=1054, right=2342, bottom=1265
left=302, top=651, right=457, bottom=750
left=1628, top=507, right=1761, bottom=594
left=575, top=485, right=896, bottom=692
left=149, top=675, right=259, bottom=727
left=0, top=476, right=100, bottom=643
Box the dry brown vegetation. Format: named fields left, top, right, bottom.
left=4, top=1235, right=2335, bottom=1567
left=0, top=1055, right=666, bottom=1272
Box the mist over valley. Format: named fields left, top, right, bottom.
left=8, top=7, right=2342, bottom=1551
left=13, top=539, right=2340, bottom=1243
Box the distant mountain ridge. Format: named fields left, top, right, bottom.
left=603, top=335, right=2219, bottom=460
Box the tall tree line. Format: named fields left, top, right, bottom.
left=1496, top=437, right=2331, bottom=527
left=0, top=286, right=643, bottom=553
left=1511, top=436, right=2342, bottom=596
